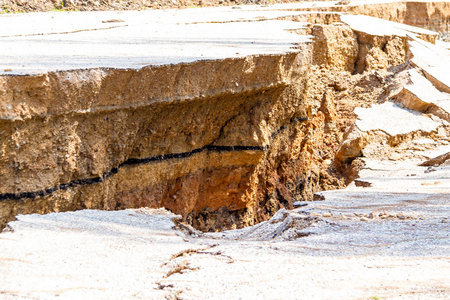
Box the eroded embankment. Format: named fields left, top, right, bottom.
left=0, top=7, right=445, bottom=231
left=0, top=51, right=344, bottom=231
left=295, top=1, right=450, bottom=35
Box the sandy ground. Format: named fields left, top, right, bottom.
left=2, top=140, right=449, bottom=300
left=1, top=127, right=449, bottom=299
left=1, top=157, right=449, bottom=300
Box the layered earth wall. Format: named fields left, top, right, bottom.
left=0, top=1, right=449, bottom=231
left=1, top=45, right=337, bottom=231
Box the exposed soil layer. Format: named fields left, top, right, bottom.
left=1, top=2, right=449, bottom=231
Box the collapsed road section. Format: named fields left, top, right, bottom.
left=1, top=1, right=449, bottom=231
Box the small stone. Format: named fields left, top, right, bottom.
left=424, top=166, right=436, bottom=173
left=313, top=193, right=326, bottom=201
left=293, top=201, right=308, bottom=208
left=322, top=213, right=332, bottom=218
left=354, top=180, right=372, bottom=188
left=360, top=217, right=369, bottom=221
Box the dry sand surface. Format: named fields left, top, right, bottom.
left=1, top=166, right=449, bottom=300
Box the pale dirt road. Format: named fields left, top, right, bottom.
left=1, top=153, right=449, bottom=300
left=0, top=197, right=448, bottom=299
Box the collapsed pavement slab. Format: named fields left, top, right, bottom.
left=354, top=101, right=444, bottom=136
left=0, top=8, right=312, bottom=74
left=393, top=68, right=450, bottom=122
left=409, top=36, right=450, bottom=93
